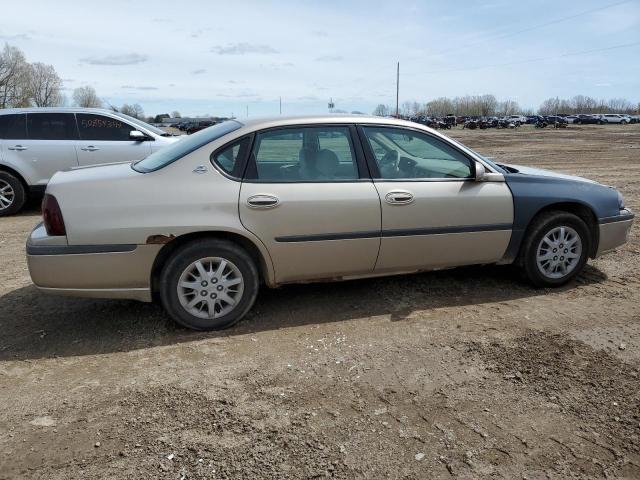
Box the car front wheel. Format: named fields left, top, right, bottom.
left=520, top=211, right=590, bottom=287
left=0, top=171, right=26, bottom=217
left=159, top=239, right=259, bottom=330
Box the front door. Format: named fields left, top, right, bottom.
left=358, top=125, right=513, bottom=273
left=75, top=113, right=151, bottom=166
left=237, top=125, right=381, bottom=284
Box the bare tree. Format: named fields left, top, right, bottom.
left=171, top=110, right=181, bottom=118
left=0, top=44, right=31, bottom=108
left=372, top=104, right=390, bottom=116
left=28, top=62, right=63, bottom=107
left=73, top=86, right=102, bottom=108
left=120, top=103, right=144, bottom=119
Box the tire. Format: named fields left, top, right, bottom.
left=159, top=239, right=259, bottom=330
left=519, top=211, right=590, bottom=288
left=0, top=171, right=26, bottom=217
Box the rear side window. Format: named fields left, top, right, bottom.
left=0, top=114, right=27, bottom=139
left=77, top=113, right=136, bottom=141
left=248, top=126, right=359, bottom=181
left=27, top=113, right=78, bottom=140
left=211, top=136, right=251, bottom=177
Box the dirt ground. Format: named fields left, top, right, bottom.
left=1, top=124, right=639, bottom=479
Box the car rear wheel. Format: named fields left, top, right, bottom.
left=0, top=171, right=26, bottom=217
left=520, top=211, right=590, bottom=287
left=159, top=239, right=259, bottom=330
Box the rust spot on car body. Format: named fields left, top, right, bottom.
left=146, top=234, right=176, bottom=244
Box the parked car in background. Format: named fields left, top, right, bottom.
left=186, top=120, right=216, bottom=134
left=564, top=115, right=578, bottom=124
left=0, top=108, right=180, bottom=216
left=26, top=115, right=633, bottom=330
left=573, top=114, right=603, bottom=125
left=601, top=114, right=629, bottom=124
left=508, top=115, right=527, bottom=125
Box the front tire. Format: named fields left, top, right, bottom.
left=520, top=211, right=590, bottom=287
left=0, top=171, right=26, bottom=217
left=159, top=239, right=259, bottom=330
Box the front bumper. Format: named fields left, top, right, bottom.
left=595, top=209, right=634, bottom=257
left=26, top=223, right=161, bottom=302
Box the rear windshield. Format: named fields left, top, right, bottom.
left=132, top=120, right=242, bottom=172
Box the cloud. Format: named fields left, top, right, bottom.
left=80, top=53, right=148, bottom=65
left=216, top=91, right=261, bottom=98
left=296, top=95, right=320, bottom=101
left=211, top=43, right=278, bottom=55
left=191, top=69, right=206, bottom=75
left=121, top=85, right=158, bottom=90
left=316, top=55, right=343, bottom=62
left=0, top=33, right=30, bottom=41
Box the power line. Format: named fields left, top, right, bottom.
left=419, top=41, right=640, bottom=76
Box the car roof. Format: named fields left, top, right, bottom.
left=237, top=114, right=421, bottom=131
left=0, top=107, right=121, bottom=115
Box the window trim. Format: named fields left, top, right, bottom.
left=242, top=124, right=371, bottom=184
left=25, top=112, right=80, bottom=141
left=356, top=124, right=480, bottom=182
left=209, top=133, right=255, bottom=181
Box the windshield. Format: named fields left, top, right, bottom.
left=111, top=111, right=167, bottom=136
left=132, top=120, right=242, bottom=173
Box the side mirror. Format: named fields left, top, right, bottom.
left=129, top=130, right=146, bottom=141
left=474, top=161, right=488, bottom=182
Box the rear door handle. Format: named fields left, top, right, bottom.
left=8, top=145, right=27, bottom=151
left=81, top=146, right=100, bottom=152
left=247, top=194, right=280, bottom=209
left=385, top=190, right=414, bottom=205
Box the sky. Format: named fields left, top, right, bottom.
left=2, top=0, right=639, bottom=117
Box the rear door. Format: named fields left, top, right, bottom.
left=236, top=125, right=381, bottom=284
left=76, top=113, right=152, bottom=166
left=24, top=112, right=79, bottom=185
left=358, top=125, right=513, bottom=273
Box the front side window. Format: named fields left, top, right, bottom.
left=211, top=136, right=251, bottom=177
left=249, top=126, right=358, bottom=181
left=77, top=114, right=136, bottom=141
left=0, top=114, right=27, bottom=139
left=361, top=126, right=472, bottom=179
left=133, top=120, right=242, bottom=173
left=27, top=113, right=78, bottom=140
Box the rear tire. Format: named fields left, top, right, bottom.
left=0, top=171, right=26, bottom=217
left=159, top=239, right=259, bottom=330
left=520, top=211, right=590, bottom=288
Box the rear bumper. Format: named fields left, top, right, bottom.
left=595, top=209, right=634, bottom=257
left=26, top=223, right=160, bottom=302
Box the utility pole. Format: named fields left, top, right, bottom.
left=395, top=62, right=400, bottom=118
left=246, top=105, right=249, bottom=118
left=279, top=96, right=282, bottom=115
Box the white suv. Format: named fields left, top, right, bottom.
left=0, top=108, right=181, bottom=215
left=601, top=114, right=629, bottom=124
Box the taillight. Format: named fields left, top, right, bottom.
left=42, top=194, right=66, bottom=236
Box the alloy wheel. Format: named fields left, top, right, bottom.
left=176, top=257, right=244, bottom=319
left=536, top=226, right=582, bottom=279
left=0, top=179, right=15, bottom=211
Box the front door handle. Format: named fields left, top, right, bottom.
left=81, top=146, right=100, bottom=152
left=385, top=190, right=414, bottom=205
left=247, top=194, right=280, bottom=209
left=8, top=145, right=27, bottom=151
